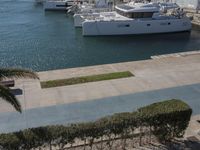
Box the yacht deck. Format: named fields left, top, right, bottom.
left=83, top=12, right=178, bottom=22
left=84, top=12, right=132, bottom=21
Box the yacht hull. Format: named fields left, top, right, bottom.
left=44, top=1, right=73, bottom=11
left=44, top=2, right=66, bottom=11
left=74, top=13, right=101, bottom=27
left=74, top=14, right=86, bottom=27
left=82, top=18, right=192, bottom=36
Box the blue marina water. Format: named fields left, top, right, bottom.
left=0, top=0, right=200, bottom=71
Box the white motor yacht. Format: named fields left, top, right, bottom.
left=81, top=2, right=191, bottom=36
left=44, top=0, right=76, bottom=11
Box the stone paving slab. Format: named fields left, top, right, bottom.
left=151, top=50, right=200, bottom=59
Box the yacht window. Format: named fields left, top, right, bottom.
left=116, top=9, right=155, bottom=19
left=126, top=13, right=132, bottom=18
left=131, top=12, right=154, bottom=18
left=117, top=24, right=130, bottom=27
left=56, top=5, right=66, bottom=7
left=168, top=22, right=171, bottom=25
left=143, top=12, right=154, bottom=18
left=147, top=24, right=151, bottom=26
left=132, top=12, right=143, bottom=18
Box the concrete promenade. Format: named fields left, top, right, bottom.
left=0, top=51, right=200, bottom=133
left=11, top=52, right=200, bottom=111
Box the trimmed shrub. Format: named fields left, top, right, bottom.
left=0, top=99, right=192, bottom=149
left=138, top=99, right=192, bottom=142
left=0, top=133, right=20, bottom=150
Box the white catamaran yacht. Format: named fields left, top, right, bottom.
left=81, top=2, right=192, bottom=36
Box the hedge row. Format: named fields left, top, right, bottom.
left=41, top=71, right=134, bottom=88
left=0, top=99, right=192, bottom=150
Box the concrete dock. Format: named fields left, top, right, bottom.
left=0, top=51, right=200, bottom=133
left=16, top=51, right=200, bottom=111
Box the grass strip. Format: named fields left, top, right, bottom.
left=41, top=71, right=134, bottom=88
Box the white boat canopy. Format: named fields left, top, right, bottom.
left=115, top=2, right=160, bottom=13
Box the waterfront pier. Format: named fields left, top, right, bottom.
left=2, top=51, right=200, bottom=112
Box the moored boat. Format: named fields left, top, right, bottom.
left=81, top=2, right=191, bottom=36
left=73, top=0, right=112, bottom=27
left=44, top=0, right=77, bottom=11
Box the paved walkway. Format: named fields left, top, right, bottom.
left=3, top=52, right=200, bottom=111
left=0, top=83, right=200, bottom=133
left=185, top=115, right=200, bottom=138
left=0, top=52, right=200, bottom=133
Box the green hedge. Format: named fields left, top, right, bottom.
left=0, top=99, right=192, bottom=150
left=138, top=99, right=192, bottom=142
left=40, top=71, right=134, bottom=88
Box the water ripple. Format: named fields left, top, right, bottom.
left=0, top=1, right=200, bottom=71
